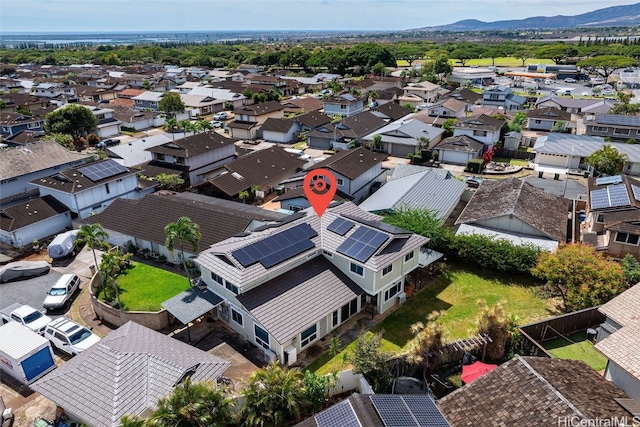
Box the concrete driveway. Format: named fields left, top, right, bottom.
left=0, top=270, right=63, bottom=316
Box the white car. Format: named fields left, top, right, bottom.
left=211, top=120, right=223, bottom=128
left=601, top=89, right=616, bottom=96
left=44, top=317, right=100, bottom=356
left=564, top=78, right=577, bottom=83
left=43, top=274, right=80, bottom=312
left=581, top=91, right=590, bottom=97
left=213, top=112, right=227, bottom=120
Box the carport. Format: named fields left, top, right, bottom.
left=162, top=287, right=224, bottom=342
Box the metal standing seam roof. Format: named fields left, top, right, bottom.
left=237, top=257, right=364, bottom=344
left=162, top=287, right=224, bottom=325
left=358, top=170, right=465, bottom=220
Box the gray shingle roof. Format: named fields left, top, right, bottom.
left=455, top=177, right=568, bottom=243
left=598, top=283, right=640, bottom=327
left=147, top=131, right=237, bottom=158
left=310, top=147, right=384, bottom=180
left=596, top=321, right=640, bottom=381
left=259, top=117, right=298, bottom=133
left=0, top=195, right=70, bottom=232
left=0, top=140, right=90, bottom=181
left=31, top=321, right=229, bottom=427
left=453, top=113, right=505, bottom=131
left=437, top=356, right=631, bottom=427
left=435, top=135, right=484, bottom=153
left=237, top=257, right=363, bottom=344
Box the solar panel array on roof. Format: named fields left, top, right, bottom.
left=590, top=185, right=631, bottom=210
left=632, top=185, right=640, bottom=202
left=232, top=223, right=317, bottom=269
left=327, top=217, right=355, bottom=236
left=336, top=226, right=388, bottom=263
left=315, top=399, right=362, bottom=427
left=341, top=93, right=356, bottom=102
left=343, top=214, right=412, bottom=235
left=78, top=160, right=128, bottom=182
left=369, top=395, right=450, bottom=427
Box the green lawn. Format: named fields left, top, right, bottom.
left=307, top=265, right=555, bottom=375
left=493, top=157, right=530, bottom=167
left=107, top=262, right=191, bottom=311
left=542, top=331, right=608, bottom=371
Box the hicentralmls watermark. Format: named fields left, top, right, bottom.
left=558, top=416, right=640, bottom=427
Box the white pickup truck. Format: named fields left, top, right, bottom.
left=0, top=303, right=52, bottom=335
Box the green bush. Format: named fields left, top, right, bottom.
left=120, top=126, right=135, bottom=132
left=453, top=233, right=541, bottom=274
left=466, top=159, right=484, bottom=174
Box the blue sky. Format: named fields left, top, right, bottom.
left=1, top=0, right=636, bottom=32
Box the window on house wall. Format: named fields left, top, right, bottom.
left=254, top=325, right=270, bottom=350
left=300, top=324, right=317, bottom=348
left=350, top=263, right=364, bottom=277
left=596, top=214, right=604, bottom=223
left=323, top=250, right=333, bottom=258
left=336, top=178, right=344, bottom=186
left=231, top=308, right=243, bottom=326
left=382, top=264, right=393, bottom=276
left=226, top=281, right=239, bottom=295
left=473, top=130, right=487, bottom=137
left=211, top=272, right=223, bottom=285
left=534, top=120, right=542, bottom=124
left=614, top=232, right=639, bottom=245
left=105, top=183, right=110, bottom=194
left=156, top=153, right=165, bottom=161
left=288, top=205, right=303, bottom=212
left=613, top=129, right=630, bottom=136
left=592, top=126, right=608, bottom=132
left=176, top=157, right=185, bottom=164
left=332, top=310, right=339, bottom=328
left=404, top=251, right=414, bottom=262
left=384, top=283, right=402, bottom=301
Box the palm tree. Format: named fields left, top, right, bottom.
left=194, top=119, right=212, bottom=133
left=75, top=223, right=110, bottom=276
left=238, top=190, right=250, bottom=204
left=164, top=217, right=201, bottom=280
left=241, top=363, right=308, bottom=426
left=99, top=247, right=133, bottom=308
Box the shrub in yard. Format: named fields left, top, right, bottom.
left=465, top=159, right=484, bottom=174
left=453, top=233, right=541, bottom=275
left=350, top=332, right=392, bottom=393
left=475, top=300, right=517, bottom=361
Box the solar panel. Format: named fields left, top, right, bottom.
left=595, top=175, right=622, bottom=186
left=590, top=188, right=610, bottom=210
left=336, top=226, right=389, bottom=263
left=608, top=184, right=630, bottom=207
left=315, top=399, right=362, bottom=427
left=632, top=185, right=640, bottom=202
left=78, top=159, right=128, bottom=182
left=327, top=217, right=355, bottom=236
left=401, top=395, right=451, bottom=427
left=232, top=223, right=318, bottom=268
left=341, top=93, right=356, bottom=101
left=369, top=395, right=450, bottom=427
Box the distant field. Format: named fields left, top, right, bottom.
left=397, top=57, right=555, bottom=68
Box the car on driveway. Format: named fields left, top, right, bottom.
left=43, top=274, right=81, bottom=312
left=97, top=138, right=121, bottom=148
left=44, top=317, right=100, bottom=355
left=0, top=261, right=50, bottom=283
left=564, top=78, right=577, bottom=83
left=211, top=120, right=224, bottom=128
left=601, top=89, right=616, bottom=96
left=213, top=112, right=227, bottom=120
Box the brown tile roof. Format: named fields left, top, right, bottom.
left=117, top=88, right=146, bottom=98
left=310, top=147, right=384, bottom=180
left=598, top=283, right=640, bottom=328
left=0, top=112, right=42, bottom=126
left=4, top=130, right=47, bottom=144
left=455, top=178, right=568, bottom=243
left=438, top=356, right=631, bottom=427
left=237, top=257, right=364, bottom=344
left=236, top=100, right=283, bottom=116
left=454, top=113, right=505, bottom=131
left=147, top=131, right=237, bottom=158
left=376, top=87, right=403, bottom=100
left=0, top=140, right=90, bottom=182
left=204, top=146, right=306, bottom=196
left=526, top=107, right=572, bottom=121
left=371, top=102, right=412, bottom=121
left=337, top=111, right=387, bottom=139
left=259, top=117, right=297, bottom=133
left=272, top=186, right=352, bottom=202
left=0, top=195, right=70, bottom=232
left=85, top=192, right=284, bottom=249
left=108, top=98, right=135, bottom=108
left=434, top=135, right=484, bottom=153
left=228, top=121, right=260, bottom=130
left=294, top=110, right=332, bottom=129
left=446, top=88, right=483, bottom=104
left=31, top=159, right=137, bottom=194
left=284, top=97, right=324, bottom=113
left=108, top=105, right=154, bottom=123
left=596, top=321, right=640, bottom=381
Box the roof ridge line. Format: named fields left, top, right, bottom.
left=517, top=356, right=586, bottom=419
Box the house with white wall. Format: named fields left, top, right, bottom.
left=194, top=202, right=429, bottom=364
left=452, top=114, right=504, bottom=148
left=29, top=159, right=142, bottom=219
left=323, top=94, right=366, bottom=118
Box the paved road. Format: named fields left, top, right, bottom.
left=0, top=270, right=64, bottom=316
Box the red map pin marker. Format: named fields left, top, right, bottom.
left=304, top=168, right=337, bottom=218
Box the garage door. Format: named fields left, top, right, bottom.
left=22, top=347, right=55, bottom=382
left=537, top=153, right=567, bottom=167
left=440, top=150, right=471, bottom=165
left=390, top=143, right=416, bottom=158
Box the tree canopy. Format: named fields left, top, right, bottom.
left=577, top=55, right=637, bottom=82
left=586, top=144, right=628, bottom=176
left=158, top=92, right=185, bottom=117
left=531, top=243, right=627, bottom=312
left=45, top=104, right=98, bottom=150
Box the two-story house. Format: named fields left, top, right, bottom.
left=452, top=114, right=504, bottom=148
left=145, top=131, right=237, bottom=186
left=426, top=98, right=470, bottom=119
left=33, top=83, right=76, bottom=99
left=132, top=91, right=165, bottom=111
left=481, top=85, right=526, bottom=111
left=229, top=100, right=285, bottom=140
left=585, top=114, right=640, bottom=143
left=322, top=94, right=366, bottom=118
left=0, top=140, right=91, bottom=204
left=29, top=159, right=143, bottom=219
left=0, top=112, right=45, bottom=138
left=399, top=82, right=440, bottom=106
left=525, top=107, right=572, bottom=132
left=194, top=202, right=429, bottom=364
left=306, top=111, right=386, bottom=150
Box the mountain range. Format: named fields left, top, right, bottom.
left=414, top=2, right=640, bottom=32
